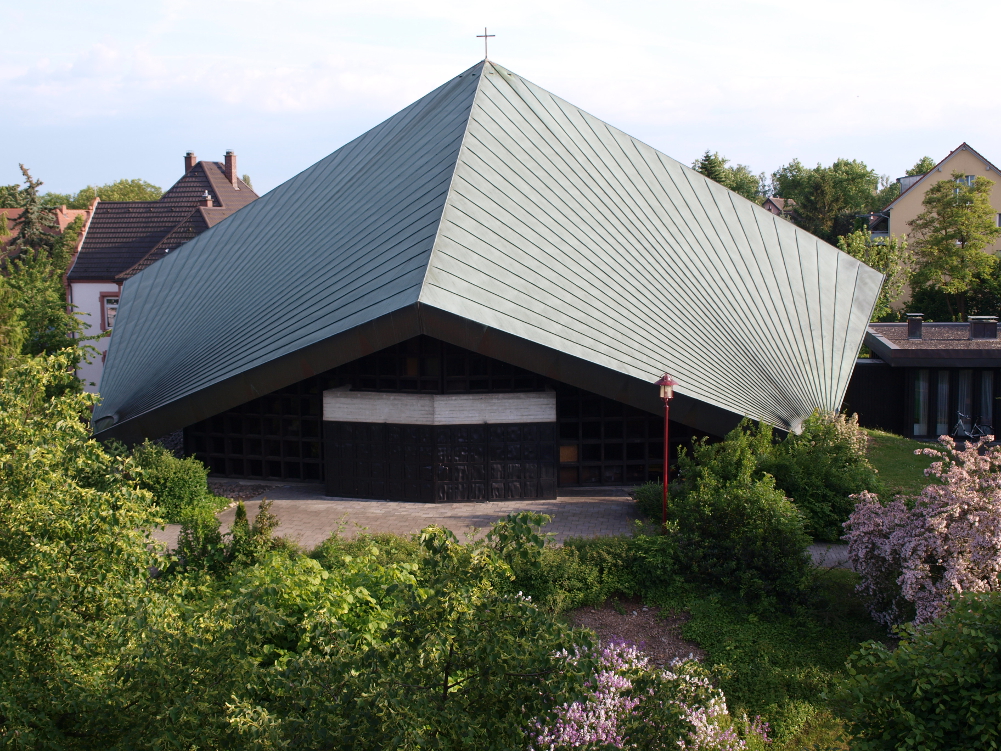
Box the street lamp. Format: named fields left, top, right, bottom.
left=656, top=373, right=677, bottom=532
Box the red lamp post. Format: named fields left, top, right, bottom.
left=656, top=373, right=677, bottom=531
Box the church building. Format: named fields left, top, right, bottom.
left=93, top=60, right=881, bottom=501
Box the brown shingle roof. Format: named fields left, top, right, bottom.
left=67, top=160, right=258, bottom=282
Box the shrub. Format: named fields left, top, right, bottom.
left=530, top=642, right=771, bottom=750
left=131, top=440, right=213, bottom=522
left=844, top=436, right=1001, bottom=626
left=761, top=410, right=880, bottom=541
left=841, top=592, right=1001, bottom=750
left=671, top=422, right=812, bottom=606
left=511, top=535, right=649, bottom=611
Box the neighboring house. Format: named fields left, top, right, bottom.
left=1, top=204, right=92, bottom=261
left=845, top=315, right=1001, bottom=439
left=92, top=60, right=880, bottom=498
left=762, top=196, right=796, bottom=220
left=66, top=151, right=258, bottom=391
left=882, top=143, right=1001, bottom=250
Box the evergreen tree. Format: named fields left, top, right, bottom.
left=909, top=170, right=1001, bottom=320
left=693, top=150, right=763, bottom=202
left=0, top=184, right=23, bottom=209
left=10, top=165, right=57, bottom=255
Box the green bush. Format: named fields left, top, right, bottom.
left=671, top=423, right=812, bottom=606
left=131, top=440, right=213, bottom=522
left=636, top=412, right=881, bottom=542
left=761, top=410, right=881, bottom=541
left=841, top=592, right=1001, bottom=750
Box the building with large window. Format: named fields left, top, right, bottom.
left=93, top=60, right=881, bottom=500
left=846, top=316, right=1001, bottom=439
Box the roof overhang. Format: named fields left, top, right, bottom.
left=93, top=301, right=744, bottom=444
left=865, top=329, right=1001, bottom=368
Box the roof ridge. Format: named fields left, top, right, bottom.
left=417, top=60, right=487, bottom=306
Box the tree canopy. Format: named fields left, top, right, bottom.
left=43, top=178, right=163, bottom=209
left=906, top=156, right=937, bottom=176
left=692, top=150, right=764, bottom=202
left=837, top=230, right=910, bottom=322
left=770, top=158, right=893, bottom=243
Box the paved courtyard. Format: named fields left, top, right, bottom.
left=150, top=482, right=852, bottom=568
left=151, top=484, right=643, bottom=551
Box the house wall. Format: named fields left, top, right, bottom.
left=69, top=280, right=119, bottom=392
left=888, top=147, right=1001, bottom=254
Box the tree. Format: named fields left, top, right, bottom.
left=9, top=165, right=57, bottom=254
left=907, top=156, right=937, bottom=176
left=44, top=178, right=164, bottom=209
left=241, top=173, right=254, bottom=190
left=771, top=158, right=887, bottom=243
left=909, top=170, right=1001, bottom=320
left=0, top=184, right=23, bottom=209
left=837, top=230, right=910, bottom=321
left=693, top=150, right=764, bottom=202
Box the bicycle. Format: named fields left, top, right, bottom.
left=952, top=411, right=990, bottom=441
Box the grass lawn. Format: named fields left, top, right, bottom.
left=865, top=429, right=935, bottom=497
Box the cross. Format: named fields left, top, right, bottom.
left=476, top=27, right=495, bottom=60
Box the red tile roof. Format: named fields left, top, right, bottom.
left=67, top=160, right=258, bottom=282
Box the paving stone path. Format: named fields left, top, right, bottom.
left=149, top=482, right=852, bottom=568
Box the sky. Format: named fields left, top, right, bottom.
left=4, top=0, right=999, bottom=196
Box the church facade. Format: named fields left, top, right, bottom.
left=93, top=61, right=881, bottom=501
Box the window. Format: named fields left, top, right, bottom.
left=996, top=213, right=1000, bottom=228
left=936, top=371, right=949, bottom=436
left=957, top=174, right=977, bottom=187
left=102, top=296, right=119, bottom=330
left=913, top=369, right=929, bottom=436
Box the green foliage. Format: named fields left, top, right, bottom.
left=241, top=173, right=253, bottom=189
left=0, top=183, right=24, bottom=208
left=693, top=150, right=764, bottom=201
left=761, top=411, right=881, bottom=542
left=837, top=230, right=910, bottom=321
left=130, top=439, right=213, bottom=522
left=231, top=519, right=592, bottom=750
left=638, top=412, right=881, bottom=543
left=59, top=178, right=163, bottom=209
left=3, top=249, right=86, bottom=359
left=672, top=426, right=813, bottom=606
left=675, top=568, right=887, bottom=746
left=909, top=170, right=1001, bottom=320
left=0, top=353, right=158, bottom=749
left=841, top=592, right=1001, bottom=750
left=907, top=156, right=937, bottom=176
left=771, top=158, right=887, bottom=242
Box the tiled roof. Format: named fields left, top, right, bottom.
left=67, top=161, right=257, bottom=282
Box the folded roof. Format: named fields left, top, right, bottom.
left=94, top=60, right=881, bottom=441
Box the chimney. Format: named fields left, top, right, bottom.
left=224, top=150, right=237, bottom=187
left=907, top=313, right=923, bottom=340
left=969, top=315, right=998, bottom=340
left=200, top=190, right=213, bottom=208
left=184, top=151, right=197, bottom=173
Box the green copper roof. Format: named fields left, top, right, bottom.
left=94, top=60, right=881, bottom=441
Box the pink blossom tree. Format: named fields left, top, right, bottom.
left=844, top=436, right=1001, bottom=626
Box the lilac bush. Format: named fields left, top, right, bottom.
left=530, top=642, right=770, bottom=750
left=844, top=436, right=1001, bottom=626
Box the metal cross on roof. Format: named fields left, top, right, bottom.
left=476, top=27, right=495, bottom=60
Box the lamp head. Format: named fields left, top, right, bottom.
left=656, top=373, right=677, bottom=401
